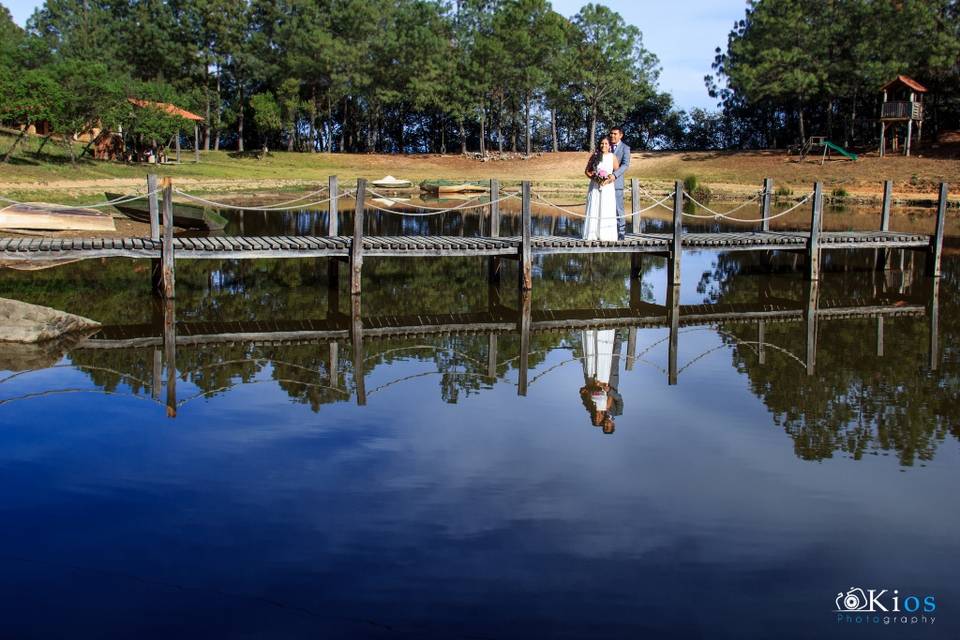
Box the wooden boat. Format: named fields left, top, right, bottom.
left=419, top=180, right=489, bottom=195
left=0, top=203, right=116, bottom=232
left=106, top=193, right=228, bottom=231
left=371, top=176, right=414, bottom=189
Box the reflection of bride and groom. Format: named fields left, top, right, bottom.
left=579, top=329, right=623, bottom=434
left=582, top=126, right=631, bottom=241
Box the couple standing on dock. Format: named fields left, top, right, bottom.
left=583, top=126, right=631, bottom=241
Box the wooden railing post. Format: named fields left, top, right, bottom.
left=805, top=280, right=819, bottom=375
left=487, top=333, right=498, bottom=379
left=630, top=178, right=642, bottom=278
left=517, top=289, right=531, bottom=395
left=758, top=320, right=766, bottom=365
left=669, top=180, right=683, bottom=287
left=351, top=293, right=366, bottom=405
left=926, top=182, right=947, bottom=278
left=519, top=181, right=532, bottom=291
left=806, top=182, right=823, bottom=281
left=163, top=298, right=177, bottom=417
left=667, top=284, right=680, bottom=385
left=148, top=174, right=161, bottom=292
left=488, top=178, right=501, bottom=283
left=761, top=177, right=772, bottom=232
left=351, top=178, right=365, bottom=294
left=328, top=175, right=339, bottom=236
left=160, top=178, right=175, bottom=298
left=877, top=180, right=893, bottom=270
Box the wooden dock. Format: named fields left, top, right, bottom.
left=0, top=177, right=949, bottom=296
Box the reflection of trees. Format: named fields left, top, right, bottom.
left=697, top=251, right=958, bottom=466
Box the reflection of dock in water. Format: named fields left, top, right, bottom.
left=55, top=275, right=938, bottom=416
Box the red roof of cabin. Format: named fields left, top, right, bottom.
left=880, top=75, right=928, bottom=93
left=128, top=98, right=204, bottom=121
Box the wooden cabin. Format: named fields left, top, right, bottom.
left=879, top=75, right=927, bottom=157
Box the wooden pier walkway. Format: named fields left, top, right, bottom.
left=0, top=177, right=949, bottom=297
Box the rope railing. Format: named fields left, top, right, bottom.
left=0, top=190, right=158, bottom=209
left=174, top=189, right=336, bottom=211
left=530, top=190, right=674, bottom=220
left=681, top=190, right=813, bottom=223
left=360, top=188, right=519, bottom=217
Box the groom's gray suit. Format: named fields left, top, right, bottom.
left=612, top=140, right=631, bottom=239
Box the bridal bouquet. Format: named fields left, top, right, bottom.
left=593, top=168, right=610, bottom=186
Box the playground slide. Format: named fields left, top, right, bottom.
left=824, top=140, right=858, bottom=161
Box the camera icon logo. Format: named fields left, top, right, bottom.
left=836, top=588, right=869, bottom=611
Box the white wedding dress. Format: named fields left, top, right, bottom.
left=582, top=329, right=616, bottom=411
left=583, top=152, right=618, bottom=241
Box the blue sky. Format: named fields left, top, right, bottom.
left=4, top=0, right=745, bottom=111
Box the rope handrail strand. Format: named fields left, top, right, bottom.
left=359, top=190, right=519, bottom=217
left=171, top=186, right=331, bottom=211
left=531, top=191, right=673, bottom=220
left=680, top=191, right=762, bottom=218
left=173, top=189, right=335, bottom=211
left=681, top=191, right=813, bottom=222
left=0, top=190, right=159, bottom=209
left=366, top=186, right=519, bottom=209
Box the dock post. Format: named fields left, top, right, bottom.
left=876, top=317, right=884, bottom=357
left=761, top=177, right=772, bottom=232
left=876, top=180, right=893, bottom=270
left=148, top=174, right=161, bottom=292
left=667, top=284, right=679, bottom=385
left=163, top=299, right=176, bottom=417
left=804, top=280, right=819, bottom=375
left=757, top=321, right=766, bottom=364
left=152, top=348, right=162, bottom=401
left=668, top=180, right=683, bottom=287
left=519, top=181, right=532, bottom=291
left=626, top=327, right=637, bottom=371
left=327, top=175, right=340, bottom=291
left=517, top=289, right=531, bottom=395
left=926, top=182, right=947, bottom=278
left=351, top=294, right=366, bottom=405
left=329, top=341, right=339, bottom=389
left=806, top=182, right=823, bottom=281
left=351, top=178, right=365, bottom=295
left=630, top=178, right=642, bottom=278
left=488, top=178, right=501, bottom=283
left=487, top=333, right=498, bottom=379
left=160, top=178, right=175, bottom=298
left=929, top=278, right=940, bottom=371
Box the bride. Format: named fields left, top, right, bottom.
left=582, top=136, right=620, bottom=241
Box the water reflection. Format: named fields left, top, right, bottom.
left=0, top=248, right=951, bottom=467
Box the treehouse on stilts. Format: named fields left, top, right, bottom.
left=879, top=75, right=927, bottom=157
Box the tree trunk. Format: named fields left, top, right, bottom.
left=214, top=62, right=221, bottom=151
left=524, top=92, right=531, bottom=155
left=459, top=118, right=467, bottom=154
left=2, top=127, right=28, bottom=163
left=237, top=84, right=245, bottom=152
left=588, top=103, right=597, bottom=152
left=797, top=101, right=806, bottom=145
left=65, top=138, right=77, bottom=167
left=510, top=106, right=517, bottom=152
left=204, top=52, right=211, bottom=151
left=551, top=107, right=558, bottom=152
left=479, top=109, right=485, bottom=156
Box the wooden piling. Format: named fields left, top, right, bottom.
left=152, top=348, right=162, bottom=401
left=806, top=182, right=823, bottom=281
left=761, top=177, right=772, bottom=232
left=518, top=289, right=531, bottom=395
left=148, top=174, right=161, bottom=292
left=630, top=178, right=642, bottom=278
left=626, top=327, right=637, bottom=371
left=163, top=299, right=176, bottom=417
left=929, top=278, right=940, bottom=371
left=757, top=321, right=766, bottom=365
left=669, top=180, right=683, bottom=287
left=351, top=178, right=365, bottom=295
left=488, top=178, right=501, bottom=283
left=805, top=280, right=819, bottom=375
left=487, top=334, right=498, bottom=379
left=329, top=341, right=339, bottom=388
left=328, top=175, right=339, bottom=236
left=876, top=180, right=893, bottom=270
left=160, top=178, right=175, bottom=298
left=519, top=181, right=532, bottom=291
left=351, top=294, right=366, bottom=405
left=667, top=284, right=680, bottom=385
left=876, top=317, right=884, bottom=357
left=926, top=182, right=947, bottom=278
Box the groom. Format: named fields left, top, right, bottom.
left=609, top=126, right=631, bottom=240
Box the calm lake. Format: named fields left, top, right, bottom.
left=0, top=202, right=956, bottom=638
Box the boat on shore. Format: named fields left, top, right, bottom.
left=105, top=193, right=228, bottom=231
left=371, top=176, right=414, bottom=189
left=0, top=203, right=116, bottom=232
left=419, top=180, right=489, bottom=195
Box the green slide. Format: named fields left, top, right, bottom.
left=823, top=140, right=858, bottom=161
